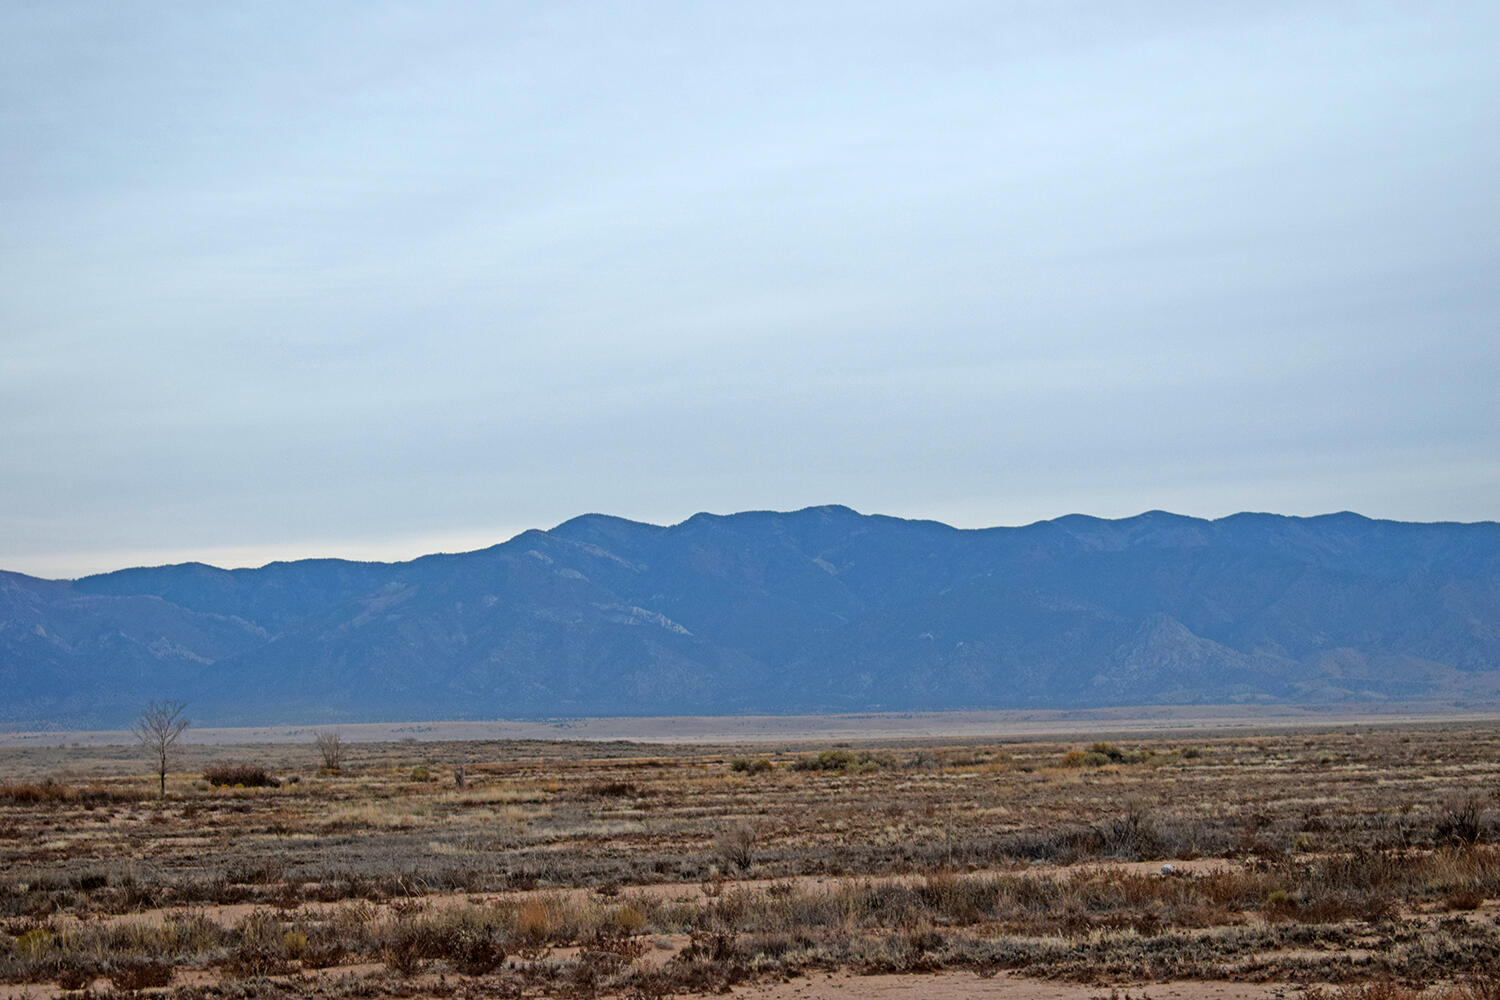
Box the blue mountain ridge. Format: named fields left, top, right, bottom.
left=2, top=506, right=1497, bottom=727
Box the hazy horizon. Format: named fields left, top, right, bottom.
left=5, top=4, right=1496, bottom=579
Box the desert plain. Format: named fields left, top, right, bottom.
left=3, top=714, right=1500, bottom=1000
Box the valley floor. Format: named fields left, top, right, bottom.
left=5, top=701, right=1500, bottom=748
left=3, top=720, right=1500, bottom=998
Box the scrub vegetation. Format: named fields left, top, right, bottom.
left=2, top=723, right=1499, bottom=997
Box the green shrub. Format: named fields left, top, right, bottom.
left=15, top=928, right=53, bottom=958
left=1091, top=742, right=1129, bottom=763
left=1062, top=743, right=1150, bottom=767
left=1061, top=749, right=1110, bottom=768
left=791, top=749, right=890, bottom=773
left=729, top=757, right=773, bottom=774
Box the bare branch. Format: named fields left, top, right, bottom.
left=135, top=700, right=189, bottom=797
left=314, top=730, right=343, bottom=771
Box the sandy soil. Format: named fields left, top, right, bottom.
left=9, top=969, right=1306, bottom=1000
left=730, top=971, right=1296, bottom=1000
left=5, top=703, right=1498, bottom=747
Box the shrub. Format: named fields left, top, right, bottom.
left=793, top=749, right=856, bottom=771
left=314, top=730, right=343, bottom=771
left=0, top=782, right=73, bottom=804
left=585, top=781, right=637, bottom=797
left=108, top=960, right=173, bottom=990
left=15, top=928, right=54, bottom=959
left=729, top=757, right=773, bottom=774
left=0, top=782, right=143, bottom=805
left=613, top=904, right=647, bottom=935
left=54, top=967, right=92, bottom=991
left=715, top=822, right=759, bottom=872
left=791, top=749, right=890, bottom=773
left=1092, top=742, right=1128, bottom=762
left=450, top=928, right=506, bottom=976
left=1061, top=749, right=1110, bottom=768
left=1445, top=888, right=1485, bottom=911
left=380, top=912, right=507, bottom=977
left=301, top=941, right=348, bottom=969
left=1061, top=743, right=1152, bottom=768
left=203, top=762, right=279, bottom=788
left=1097, top=803, right=1161, bottom=858
left=509, top=893, right=585, bottom=949
left=382, top=928, right=427, bottom=976
left=1437, top=795, right=1485, bottom=847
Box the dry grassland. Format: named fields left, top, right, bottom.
left=2, top=723, right=1500, bottom=999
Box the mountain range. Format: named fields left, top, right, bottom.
left=3, top=506, right=1498, bottom=728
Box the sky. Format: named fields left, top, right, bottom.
left=3, top=2, right=1497, bottom=579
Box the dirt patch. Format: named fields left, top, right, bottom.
left=733, top=971, right=1298, bottom=1000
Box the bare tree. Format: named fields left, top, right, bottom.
left=314, top=730, right=343, bottom=771
left=134, top=700, right=189, bottom=797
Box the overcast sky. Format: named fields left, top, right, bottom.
left=3, top=2, right=1497, bottom=579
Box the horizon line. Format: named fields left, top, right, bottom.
left=8, top=505, right=1497, bottom=582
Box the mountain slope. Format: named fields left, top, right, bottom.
left=4, top=507, right=1497, bottom=727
